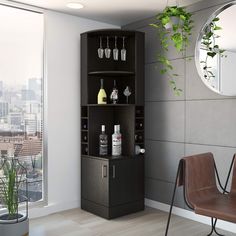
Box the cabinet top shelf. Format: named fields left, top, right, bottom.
left=88, top=71, right=135, bottom=77
left=87, top=104, right=135, bottom=107
left=82, top=155, right=143, bottom=161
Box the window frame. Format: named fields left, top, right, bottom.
left=0, top=1, right=48, bottom=210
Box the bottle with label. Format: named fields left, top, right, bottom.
left=110, top=80, right=118, bottom=104
left=112, top=125, right=122, bottom=156
left=97, top=79, right=107, bottom=104
left=99, top=125, right=108, bottom=156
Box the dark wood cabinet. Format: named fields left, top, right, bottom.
left=81, top=29, right=145, bottom=219
left=81, top=155, right=144, bottom=219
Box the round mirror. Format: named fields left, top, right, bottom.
left=195, top=2, right=236, bottom=96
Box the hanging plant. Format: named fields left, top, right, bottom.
left=150, top=6, right=194, bottom=95
left=200, top=17, right=226, bottom=86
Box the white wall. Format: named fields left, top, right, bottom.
left=30, top=10, right=119, bottom=218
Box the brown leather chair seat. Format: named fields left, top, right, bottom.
left=194, top=193, right=236, bottom=223
left=165, top=152, right=236, bottom=236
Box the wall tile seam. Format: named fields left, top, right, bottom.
left=185, top=98, right=236, bottom=101
left=145, top=176, right=175, bottom=185
left=145, top=139, right=236, bottom=149
left=145, top=100, right=185, bottom=103
left=145, top=139, right=185, bottom=144
left=144, top=55, right=194, bottom=65
left=145, top=99, right=185, bottom=102
left=184, top=49, right=187, bottom=158
left=145, top=98, right=236, bottom=103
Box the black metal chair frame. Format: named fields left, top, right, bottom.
left=165, top=155, right=236, bottom=236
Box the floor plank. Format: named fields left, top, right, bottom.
left=29, top=207, right=235, bottom=236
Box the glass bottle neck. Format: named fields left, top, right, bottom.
left=100, top=79, right=104, bottom=89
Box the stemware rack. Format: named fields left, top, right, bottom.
left=81, top=29, right=145, bottom=219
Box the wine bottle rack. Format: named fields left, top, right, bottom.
left=81, top=29, right=145, bottom=219
left=81, top=106, right=88, bottom=155
left=135, top=106, right=144, bottom=150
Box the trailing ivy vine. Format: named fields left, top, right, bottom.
left=150, top=6, right=193, bottom=95
left=200, top=17, right=226, bottom=86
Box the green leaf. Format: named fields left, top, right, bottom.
left=214, top=26, right=222, bottom=30
left=172, top=73, right=179, bottom=77
left=180, top=14, right=186, bottom=21
left=160, top=69, right=167, bottom=74
left=207, top=52, right=216, bottom=57
left=161, top=16, right=170, bottom=26
left=149, top=23, right=159, bottom=28
left=213, top=17, right=220, bottom=22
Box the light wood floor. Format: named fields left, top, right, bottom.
left=30, top=207, right=235, bottom=236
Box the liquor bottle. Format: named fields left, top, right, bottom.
left=99, top=125, right=108, bottom=156
left=110, top=80, right=118, bottom=104
left=135, top=145, right=145, bottom=155
left=97, top=79, right=107, bottom=104
left=112, top=125, right=122, bottom=156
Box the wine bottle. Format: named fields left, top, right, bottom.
left=99, top=125, right=108, bottom=156
left=97, top=79, right=107, bottom=104
left=112, top=125, right=122, bottom=156
left=110, top=80, right=118, bottom=104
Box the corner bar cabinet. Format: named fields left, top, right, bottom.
left=81, top=29, right=145, bottom=219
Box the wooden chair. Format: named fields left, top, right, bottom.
left=165, top=152, right=236, bottom=236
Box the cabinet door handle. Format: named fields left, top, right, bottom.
left=112, top=165, right=116, bottom=178
left=102, top=165, right=107, bottom=178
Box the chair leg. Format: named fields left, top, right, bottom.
left=164, top=163, right=181, bottom=236
left=207, top=218, right=224, bottom=236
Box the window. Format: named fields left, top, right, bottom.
left=0, top=4, right=44, bottom=203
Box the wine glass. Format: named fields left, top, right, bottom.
left=123, top=86, right=131, bottom=104
left=113, top=36, right=119, bottom=61
left=97, top=37, right=104, bottom=59
left=121, top=37, right=126, bottom=61
left=105, top=36, right=111, bottom=58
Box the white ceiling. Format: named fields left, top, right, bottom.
left=12, top=0, right=203, bottom=25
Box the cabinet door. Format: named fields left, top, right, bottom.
left=109, top=157, right=144, bottom=207
left=82, top=156, right=109, bottom=206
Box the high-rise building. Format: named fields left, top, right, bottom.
left=24, top=113, right=37, bottom=135
left=28, top=78, right=41, bottom=92
left=8, top=112, right=23, bottom=131
left=21, top=89, right=36, bottom=101
left=28, top=78, right=42, bottom=102
left=0, top=81, right=3, bottom=97
left=23, top=101, right=41, bottom=114
left=0, top=101, right=9, bottom=118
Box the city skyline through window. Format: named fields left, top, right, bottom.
left=0, top=4, right=44, bottom=204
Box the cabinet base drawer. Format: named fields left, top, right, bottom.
left=81, top=198, right=144, bottom=219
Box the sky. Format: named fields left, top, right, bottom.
left=0, top=4, right=43, bottom=88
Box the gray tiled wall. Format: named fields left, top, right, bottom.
left=123, top=0, right=236, bottom=208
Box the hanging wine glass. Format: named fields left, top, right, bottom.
left=121, top=36, right=126, bottom=61
left=105, top=36, right=111, bottom=58
left=123, top=86, right=131, bottom=104
left=113, top=36, right=119, bottom=61
left=97, top=37, right=104, bottom=59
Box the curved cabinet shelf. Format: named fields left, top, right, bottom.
left=88, top=71, right=135, bottom=77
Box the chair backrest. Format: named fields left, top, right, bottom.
left=181, top=152, right=219, bottom=208
left=230, top=154, right=236, bottom=194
